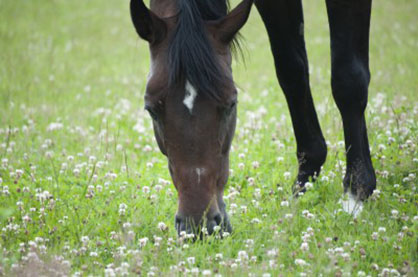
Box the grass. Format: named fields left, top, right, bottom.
left=0, top=0, right=417, bottom=276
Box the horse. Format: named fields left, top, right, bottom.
left=130, top=0, right=376, bottom=236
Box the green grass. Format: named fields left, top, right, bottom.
left=0, top=0, right=417, bottom=275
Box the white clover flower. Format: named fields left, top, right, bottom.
left=154, top=184, right=163, bottom=192
left=238, top=250, right=248, bottom=260
left=185, top=233, right=195, bottom=239
left=378, top=227, right=386, bottom=233
left=305, top=182, right=313, bottom=190
left=89, top=156, right=96, bottom=163
left=391, top=209, right=399, bottom=218
left=139, top=237, right=148, bottom=247
left=300, top=242, right=309, bottom=251
left=280, top=200, right=289, bottom=207
left=81, top=236, right=89, bottom=245
left=157, top=222, right=168, bottom=231
left=251, top=218, right=261, bottom=224
left=187, top=257, right=195, bottom=265
left=283, top=172, right=291, bottom=180
left=285, top=213, right=293, bottom=219
left=215, top=253, right=223, bottom=260
left=267, top=248, right=278, bottom=257
left=22, top=214, right=31, bottom=222
left=143, top=145, right=152, bottom=152
left=294, top=259, right=307, bottom=266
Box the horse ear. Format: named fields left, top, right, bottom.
left=209, top=0, right=253, bottom=44
left=130, top=0, right=166, bottom=43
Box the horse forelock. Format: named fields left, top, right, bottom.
left=167, top=0, right=238, bottom=103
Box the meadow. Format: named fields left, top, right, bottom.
left=0, top=0, right=417, bottom=276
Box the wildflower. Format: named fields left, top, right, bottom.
left=202, top=270, right=211, bottom=276
left=285, top=213, right=293, bottom=219
left=139, top=237, right=148, bottom=247
left=284, top=172, right=291, bottom=180
left=157, top=222, right=168, bottom=231
left=294, top=259, right=307, bottom=266
left=81, top=236, right=89, bottom=246
left=238, top=250, right=248, bottom=261
left=267, top=248, right=278, bottom=258
left=251, top=218, right=261, bottom=224
left=187, top=257, right=195, bottom=265
left=143, top=145, right=152, bottom=152
left=321, top=175, right=329, bottom=182
left=280, top=200, right=289, bottom=207
left=119, top=203, right=127, bottom=216
left=371, top=189, right=381, bottom=200
left=305, top=182, right=313, bottom=190
left=300, top=242, right=309, bottom=251
left=357, top=271, right=366, bottom=276
left=215, top=253, right=223, bottom=261
left=252, top=161, right=260, bottom=169
left=391, top=209, right=399, bottom=218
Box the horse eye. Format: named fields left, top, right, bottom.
left=223, top=101, right=237, bottom=117
left=145, top=105, right=159, bottom=120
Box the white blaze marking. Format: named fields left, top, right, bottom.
left=339, top=193, right=363, bottom=218
left=196, top=168, right=205, bottom=185
left=183, top=80, right=197, bottom=113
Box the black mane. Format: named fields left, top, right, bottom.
left=168, top=0, right=236, bottom=102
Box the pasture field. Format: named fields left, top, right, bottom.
left=0, top=0, right=417, bottom=276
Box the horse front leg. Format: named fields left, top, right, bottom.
left=326, top=0, right=376, bottom=200
left=255, top=0, right=327, bottom=194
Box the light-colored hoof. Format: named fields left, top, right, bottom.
left=339, top=193, right=363, bottom=218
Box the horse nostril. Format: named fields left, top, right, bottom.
left=213, top=214, right=222, bottom=226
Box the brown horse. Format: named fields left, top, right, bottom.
left=130, top=0, right=376, bottom=236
